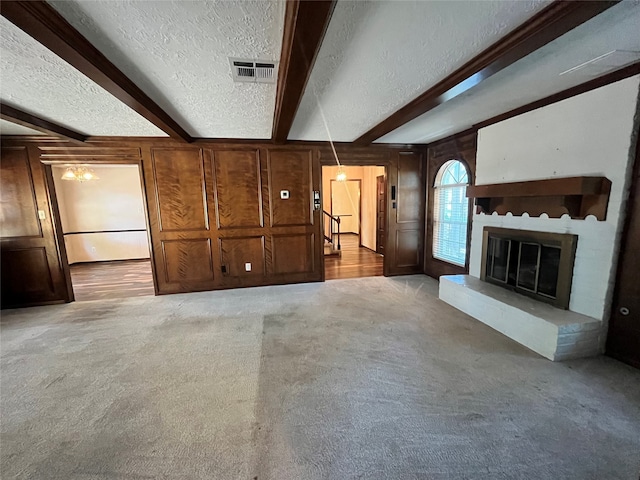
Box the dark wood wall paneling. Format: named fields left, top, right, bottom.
left=424, top=131, right=477, bottom=280
left=143, top=145, right=323, bottom=294
left=1, top=138, right=427, bottom=306
left=0, top=145, right=72, bottom=307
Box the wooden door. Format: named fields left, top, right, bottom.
left=606, top=135, right=640, bottom=368
left=376, top=174, right=386, bottom=254
left=0, top=146, right=72, bottom=308
left=385, top=151, right=425, bottom=276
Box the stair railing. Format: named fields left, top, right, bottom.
left=322, top=210, right=341, bottom=251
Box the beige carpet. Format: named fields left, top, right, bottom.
left=1, top=275, right=639, bottom=479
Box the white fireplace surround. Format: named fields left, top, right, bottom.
left=438, top=75, right=640, bottom=361
left=439, top=213, right=610, bottom=361
left=440, top=275, right=602, bottom=361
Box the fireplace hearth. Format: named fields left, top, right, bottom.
left=481, top=227, right=578, bottom=309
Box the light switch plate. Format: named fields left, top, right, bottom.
left=280, top=190, right=290, bottom=199
left=245, top=262, right=252, bottom=272
left=38, top=210, right=46, bottom=220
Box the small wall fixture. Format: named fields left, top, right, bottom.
left=61, top=166, right=100, bottom=182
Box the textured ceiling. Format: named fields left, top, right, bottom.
left=0, top=119, right=43, bottom=136
left=288, top=0, right=551, bottom=142
left=50, top=0, right=285, bottom=139
left=378, top=0, right=640, bottom=144
left=0, top=17, right=167, bottom=137
left=2, top=0, right=637, bottom=144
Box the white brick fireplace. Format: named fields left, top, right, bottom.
left=439, top=74, right=640, bottom=361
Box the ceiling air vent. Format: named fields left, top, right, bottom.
left=230, top=58, right=277, bottom=84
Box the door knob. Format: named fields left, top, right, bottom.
left=619, top=307, right=630, bottom=316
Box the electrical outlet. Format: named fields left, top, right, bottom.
left=245, top=262, right=252, bottom=272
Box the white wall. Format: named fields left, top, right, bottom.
left=471, top=74, right=640, bottom=321
left=322, top=165, right=385, bottom=250
left=52, top=164, right=150, bottom=263
left=361, top=166, right=386, bottom=250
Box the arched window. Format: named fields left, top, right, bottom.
left=432, top=160, right=470, bottom=266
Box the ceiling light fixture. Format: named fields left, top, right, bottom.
left=336, top=166, right=347, bottom=182
left=61, top=166, right=100, bottom=182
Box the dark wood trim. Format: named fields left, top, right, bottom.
left=355, top=0, right=618, bottom=145
left=1, top=103, right=87, bottom=143
left=2, top=135, right=423, bottom=151
left=605, top=120, right=640, bottom=368
left=68, top=258, right=151, bottom=266
left=1, top=1, right=193, bottom=142
left=41, top=155, right=74, bottom=303
left=467, top=176, right=612, bottom=220
left=475, top=61, right=640, bottom=130
left=424, top=131, right=477, bottom=279
left=466, top=176, right=611, bottom=198
left=272, top=0, right=336, bottom=143
left=63, top=229, right=147, bottom=235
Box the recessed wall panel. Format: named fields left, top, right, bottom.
left=1, top=247, right=54, bottom=299
left=152, top=148, right=208, bottom=232
left=0, top=147, right=41, bottom=238
left=268, top=150, right=312, bottom=227
left=396, top=229, right=420, bottom=268
left=272, top=234, right=314, bottom=274
left=213, top=150, right=262, bottom=229
left=397, top=152, right=422, bottom=224
left=220, top=236, right=265, bottom=277
left=161, top=239, right=214, bottom=283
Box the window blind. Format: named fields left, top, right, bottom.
left=432, top=183, right=468, bottom=266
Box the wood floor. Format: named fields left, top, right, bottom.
left=324, top=234, right=383, bottom=280
left=70, top=259, right=155, bottom=302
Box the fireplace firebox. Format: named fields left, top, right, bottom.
left=480, top=227, right=578, bottom=309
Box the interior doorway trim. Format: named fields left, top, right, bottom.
left=40, top=156, right=158, bottom=300
left=322, top=165, right=388, bottom=278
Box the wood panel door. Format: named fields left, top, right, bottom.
left=376, top=174, right=386, bottom=254
left=385, top=151, right=425, bottom=276
left=1, top=146, right=71, bottom=308
left=606, top=134, right=640, bottom=368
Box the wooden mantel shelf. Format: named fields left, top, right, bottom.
left=466, top=176, right=611, bottom=220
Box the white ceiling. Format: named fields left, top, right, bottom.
left=0, top=119, right=43, bottom=136
left=0, top=16, right=167, bottom=137
left=1, top=1, right=638, bottom=144
left=49, top=0, right=285, bottom=139
left=288, top=0, right=551, bottom=142
left=378, top=0, right=640, bottom=144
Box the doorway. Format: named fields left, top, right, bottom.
left=606, top=129, right=640, bottom=369
left=50, top=163, right=155, bottom=301
left=322, top=165, right=385, bottom=280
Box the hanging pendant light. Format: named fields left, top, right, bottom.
left=60, top=166, right=100, bottom=182
left=336, top=166, right=347, bottom=182
left=61, top=167, right=78, bottom=181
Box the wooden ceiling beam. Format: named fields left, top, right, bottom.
left=1, top=1, right=193, bottom=142
left=1, top=103, right=87, bottom=143
left=272, top=0, right=336, bottom=144
left=354, top=0, right=619, bottom=145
